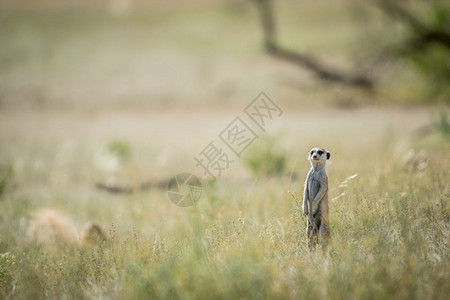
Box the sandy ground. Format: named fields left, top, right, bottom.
left=0, top=106, right=430, bottom=145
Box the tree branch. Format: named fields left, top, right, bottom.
left=375, top=0, right=450, bottom=52
left=95, top=180, right=167, bottom=194
left=253, top=0, right=374, bottom=89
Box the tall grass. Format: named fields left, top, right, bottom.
left=0, top=136, right=448, bottom=299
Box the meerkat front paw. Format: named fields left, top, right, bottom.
left=312, top=203, right=319, bottom=215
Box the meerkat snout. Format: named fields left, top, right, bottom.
left=308, top=148, right=330, bottom=161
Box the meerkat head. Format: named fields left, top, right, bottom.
left=308, top=148, right=330, bottom=164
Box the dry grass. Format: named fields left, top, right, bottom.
left=0, top=106, right=449, bottom=299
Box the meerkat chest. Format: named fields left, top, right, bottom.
left=308, top=178, right=321, bottom=198
left=307, top=170, right=327, bottom=198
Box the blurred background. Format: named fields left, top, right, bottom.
left=1, top=0, right=449, bottom=110
left=0, top=0, right=449, bottom=233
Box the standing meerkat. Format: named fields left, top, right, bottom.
left=303, top=147, right=331, bottom=249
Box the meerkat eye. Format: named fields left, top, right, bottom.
left=317, top=150, right=324, bottom=155
left=310, top=150, right=314, bottom=155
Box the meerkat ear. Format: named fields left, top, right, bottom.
left=327, top=152, right=330, bottom=160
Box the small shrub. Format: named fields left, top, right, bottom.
left=0, top=163, right=14, bottom=198
left=433, top=106, right=450, bottom=138
left=244, top=137, right=286, bottom=177
left=0, top=252, right=16, bottom=297
left=107, top=140, right=131, bottom=162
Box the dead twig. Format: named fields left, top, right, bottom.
left=95, top=180, right=167, bottom=194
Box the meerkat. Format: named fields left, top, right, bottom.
left=303, top=147, right=331, bottom=250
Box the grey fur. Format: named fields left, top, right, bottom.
left=303, top=147, right=331, bottom=249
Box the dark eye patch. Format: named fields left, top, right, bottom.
left=317, top=150, right=324, bottom=155
left=310, top=150, right=314, bottom=155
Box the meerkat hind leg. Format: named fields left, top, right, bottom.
left=307, top=218, right=319, bottom=250
left=319, top=218, right=330, bottom=252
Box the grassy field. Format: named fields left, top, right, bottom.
left=0, top=107, right=448, bottom=299
left=1, top=0, right=449, bottom=299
